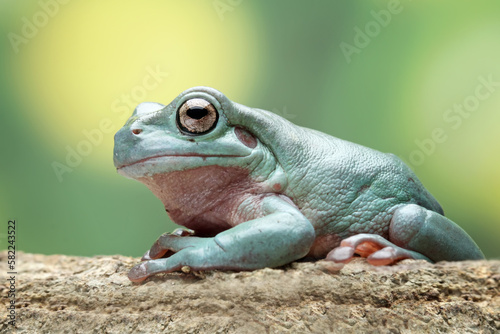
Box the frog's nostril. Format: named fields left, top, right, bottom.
left=132, top=129, right=143, bottom=135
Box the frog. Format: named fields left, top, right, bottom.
left=113, top=86, right=484, bottom=282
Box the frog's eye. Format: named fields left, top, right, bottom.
left=176, top=98, right=219, bottom=135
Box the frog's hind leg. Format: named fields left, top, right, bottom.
left=388, top=204, right=484, bottom=262
left=327, top=204, right=484, bottom=265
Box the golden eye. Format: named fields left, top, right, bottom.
left=176, top=98, right=218, bottom=134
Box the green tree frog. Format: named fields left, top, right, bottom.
left=114, top=87, right=484, bottom=282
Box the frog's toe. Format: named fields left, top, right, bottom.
left=325, top=246, right=355, bottom=263
left=128, top=262, right=150, bottom=282
left=366, top=246, right=413, bottom=266
left=141, top=249, right=171, bottom=261
left=171, top=228, right=195, bottom=237
left=147, top=232, right=203, bottom=259
left=141, top=250, right=152, bottom=261
left=128, top=257, right=183, bottom=282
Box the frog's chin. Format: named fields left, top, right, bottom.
left=116, top=154, right=246, bottom=180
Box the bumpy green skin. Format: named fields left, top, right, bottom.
left=114, top=87, right=484, bottom=282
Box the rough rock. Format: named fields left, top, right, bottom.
left=0, top=251, right=498, bottom=333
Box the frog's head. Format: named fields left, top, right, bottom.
left=113, top=86, right=262, bottom=179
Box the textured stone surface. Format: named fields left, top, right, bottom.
left=0, top=251, right=499, bottom=333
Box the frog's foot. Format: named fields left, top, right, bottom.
left=130, top=233, right=208, bottom=282
left=128, top=196, right=316, bottom=283
left=326, top=203, right=485, bottom=266
left=325, top=234, right=430, bottom=266
left=140, top=228, right=197, bottom=261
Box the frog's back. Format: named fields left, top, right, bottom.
left=274, top=125, right=444, bottom=235
left=230, top=104, right=442, bottom=231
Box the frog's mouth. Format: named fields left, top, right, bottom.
left=116, top=153, right=244, bottom=170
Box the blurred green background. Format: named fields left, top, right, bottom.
left=1, top=1, right=499, bottom=259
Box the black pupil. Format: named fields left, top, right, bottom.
left=186, top=107, right=208, bottom=119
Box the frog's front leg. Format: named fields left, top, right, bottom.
left=128, top=196, right=316, bottom=282
left=327, top=204, right=484, bottom=265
